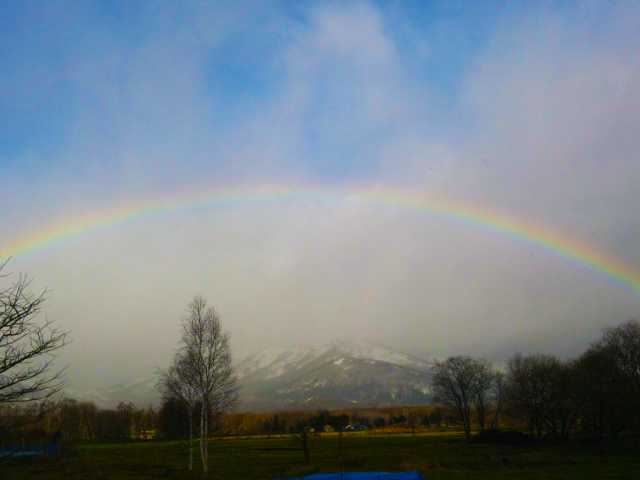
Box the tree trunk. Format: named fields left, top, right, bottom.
left=477, top=404, right=486, bottom=431
left=303, top=440, right=310, bottom=464
left=463, top=408, right=472, bottom=440
left=203, top=406, right=209, bottom=473
left=188, top=406, right=193, bottom=473
left=200, top=402, right=207, bottom=474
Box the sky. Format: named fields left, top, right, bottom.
left=1, top=1, right=639, bottom=391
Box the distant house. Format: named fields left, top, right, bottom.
left=344, top=424, right=367, bottom=432
left=137, top=429, right=156, bottom=440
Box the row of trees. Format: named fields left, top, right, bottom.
left=3, top=397, right=449, bottom=448
left=1, top=399, right=158, bottom=447
left=432, top=320, right=640, bottom=441
left=160, top=404, right=444, bottom=438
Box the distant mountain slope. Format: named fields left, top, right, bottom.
left=65, top=340, right=437, bottom=411
left=65, top=376, right=161, bottom=409
left=237, top=340, right=436, bottom=412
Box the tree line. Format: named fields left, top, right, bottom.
left=431, top=319, right=640, bottom=441
left=1, top=398, right=443, bottom=450
left=0, top=399, right=160, bottom=457
left=163, top=405, right=439, bottom=437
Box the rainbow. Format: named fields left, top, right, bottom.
left=4, top=183, right=640, bottom=294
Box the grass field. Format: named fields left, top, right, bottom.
left=3, top=432, right=640, bottom=479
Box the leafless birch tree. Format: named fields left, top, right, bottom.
left=179, top=296, right=238, bottom=475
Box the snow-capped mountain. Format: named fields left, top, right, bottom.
left=65, top=340, right=437, bottom=411
left=237, top=339, right=434, bottom=381
left=236, top=340, right=436, bottom=412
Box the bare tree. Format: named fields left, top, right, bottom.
left=506, top=353, right=555, bottom=439
left=0, top=259, right=67, bottom=434
left=489, top=371, right=505, bottom=430
left=116, top=401, right=134, bottom=440
left=470, top=360, right=494, bottom=432
left=180, top=296, right=238, bottom=475
left=292, top=426, right=316, bottom=464
left=432, top=356, right=483, bottom=440
left=544, top=360, right=580, bottom=441
left=573, top=320, right=640, bottom=436
left=406, top=411, right=419, bottom=437
left=157, top=351, right=198, bottom=472
left=507, top=353, right=581, bottom=441
left=600, top=320, right=640, bottom=397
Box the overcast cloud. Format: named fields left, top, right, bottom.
left=1, top=1, right=639, bottom=390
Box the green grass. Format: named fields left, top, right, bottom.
left=2, top=433, right=639, bottom=479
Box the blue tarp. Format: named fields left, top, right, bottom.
left=0, top=443, right=59, bottom=457
left=277, top=472, right=425, bottom=480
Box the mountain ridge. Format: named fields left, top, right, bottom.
left=65, top=340, right=437, bottom=411
left=236, top=339, right=436, bottom=411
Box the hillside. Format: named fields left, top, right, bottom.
left=236, top=340, right=436, bottom=411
